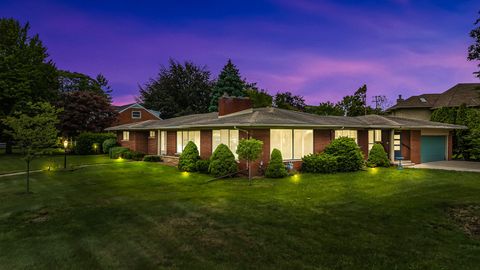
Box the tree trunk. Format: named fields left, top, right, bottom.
left=26, top=160, right=30, bottom=193
left=5, top=141, right=12, bottom=154
left=248, top=160, right=252, bottom=185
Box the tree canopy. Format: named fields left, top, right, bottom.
left=273, top=91, right=306, bottom=111
left=468, top=11, right=480, bottom=78
left=58, top=70, right=112, bottom=98
left=209, top=59, right=246, bottom=112
left=244, top=83, right=273, bottom=108
left=139, top=59, right=213, bottom=119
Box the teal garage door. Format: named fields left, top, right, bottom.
left=421, top=136, right=446, bottom=163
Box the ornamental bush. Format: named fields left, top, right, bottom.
left=196, top=159, right=210, bottom=173
left=324, top=137, right=364, bottom=172
left=209, top=144, right=238, bottom=177
left=301, top=153, right=338, bottom=173
left=102, top=138, right=118, bottom=154
left=366, top=143, right=390, bottom=167
left=265, top=148, right=288, bottom=178
left=178, top=141, right=200, bottom=172
left=75, top=132, right=116, bottom=154
left=122, top=150, right=145, bottom=161
left=143, top=155, right=162, bottom=162
left=109, top=146, right=129, bottom=158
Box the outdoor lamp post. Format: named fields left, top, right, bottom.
left=63, top=140, right=68, bottom=169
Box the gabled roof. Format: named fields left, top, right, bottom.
left=112, top=103, right=162, bottom=119
left=387, top=83, right=480, bottom=111
left=106, top=107, right=466, bottom=131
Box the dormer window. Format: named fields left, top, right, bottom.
left=419, top=97, right=427, bottom=103
left=132, top=111, right=141, bottom=119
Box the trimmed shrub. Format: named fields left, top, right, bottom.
left=265, top=148, right=288, bottom=178
left=302, top=153, right=338, bottom=173
left=110, top=146, right=129, bottom=158
left=143, top=155, right=162, bottom=162
left=178, top=141, right=200, bottom=172
left=209, top=144, right=238, bottom=177
left=75, top=132, right=116, bottom=154
left=366, top=143, right=390, bottom=167
left=324, top=137, right=364, bottom=172
left=122, top=150, right=145, bottom=161
left=196, top=159, right=210, bottom=173
left=102, top=138, right=118, bottom=154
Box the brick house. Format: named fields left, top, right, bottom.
left=112, top=103, right=161, bottom=125
left=387, top=83, right=480, bottom=121
left=106, top=96, right=465, bottom=174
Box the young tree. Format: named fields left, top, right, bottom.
left=3, top=102, right=61, bottom=193
left=273, top=91, right=306, bottom=111
left=139, top=59, right=213, bottom=119
left=209, top=59, right=246, bottom=112
left=468, top=11, right=480, bottom=78
left=57, top=91, right=117, bottom=137
left=236, top=138, right=263, bottom=184
left=0, top=18, right=59, bottom=153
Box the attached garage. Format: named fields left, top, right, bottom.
left=421, top=136, right=446, bottom=163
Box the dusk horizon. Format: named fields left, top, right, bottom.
left=1, top=0, right=478, bottom=106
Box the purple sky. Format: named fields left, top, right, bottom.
left=1, top=0, right=479, bottom=106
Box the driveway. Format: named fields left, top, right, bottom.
left=413, top=160, right=480, bottom=173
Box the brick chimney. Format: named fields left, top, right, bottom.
left=218, top=94, right=253, bottom=117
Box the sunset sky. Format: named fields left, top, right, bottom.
left=1, top=0, right=478, bottom=106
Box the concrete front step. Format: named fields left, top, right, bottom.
left=394, top=160, right=416, bottom=167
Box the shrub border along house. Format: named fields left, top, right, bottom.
left=106, top=96, right=466, bottom=176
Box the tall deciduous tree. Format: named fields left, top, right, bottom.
left=468, top=11, right=480, bottom=78
left=209, top=59, right=246, bottom=112
left=305, top=102, right=345, bottom=116
left=3, top=102, right=61, bottom=193
left=244, top=83, right=273, bottom=108
left=58, top=91, right=117, bottom=137
left=139, top=59, right=213, bottom=119
left=337, top=84, right=369, bottom=116
left=0, top=18, right=58, bottom=153
left=273, top=91, right=306, bottom=111
left=58, top=70, right=112, bottom=98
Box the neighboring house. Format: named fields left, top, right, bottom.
left=112, top=103, right=161, bottom=125
left=387, top=83, right=480, bottom=121
left=106, top=96, right=465, bottom=175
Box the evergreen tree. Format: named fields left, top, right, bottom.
left=209, top=59, right=246, bottom=112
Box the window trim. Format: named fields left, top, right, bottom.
left=212, top=129, right=240, bottom=159
left=149, top=130, right=156, bottom=138
left=176, top=130, right=201, bottom=154
left=122, top=131, right=129, bottom=141
left=131, top=110, right=142, bottom=119
left=368, top=129, right=382, bottom=151
left=270, top=129, right=313, bottom=160
left=334, top=129, right=358, bottom=144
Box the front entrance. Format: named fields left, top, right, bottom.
left=393, top=132, right=402, bottom=159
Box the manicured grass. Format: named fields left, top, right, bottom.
left=0, top=163, right=479, bottom=269
left=0, top=154, right=115, bottom=174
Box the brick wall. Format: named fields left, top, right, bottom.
left=401, top=130, right=411, bottom=160
left=248, top=129, right=270, bottom=176
left=357, top=130, right=369, bottom=159
left=147, top=130, right=158, bottom=155
left=410, top=130, right=421, bottom=164
left=381, top=129, right=391, bottom=158
left=313, top=129, right=332, bottom=153
left=448, top=131, right=453, bottom=160
left=114, top=107, right=160, bottom=126
left=200, top=130, right=212, bottom=159
left=166, top=131, right=176, bottom=155
left=133, top=131, right=148, bottom=153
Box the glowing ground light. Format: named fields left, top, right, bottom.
left=182, top=171, right=190, bottom=177
left=369, top=167, right=378, bottom=174
left=291, top=174, right=300, bottom=183
left=116, top=157, right=124, bottom=162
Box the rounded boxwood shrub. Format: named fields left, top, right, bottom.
left=178, top=141, right=200, bottom=172
left=324, top=137, right=364, bottom=172
left=209, top=144, right=238, bottom=177
left=110, top=146, right=129, bottom=158
left=366, top=143, right=390, bottom=167
left=301, top=153, right=338, bottom=173
left=102, top=138, right=118, bottom=154
left=122, top=150, right=145, bottom=161
left=265, top=148, right=288, bottom=178
left=143, top=155, right=162, bottom=162
left=75, top=132, right=116, bottom=154
left=196, top=159, right=210, bottom=173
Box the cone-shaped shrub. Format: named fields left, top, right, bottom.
left=366, top=143, right=390, bottom=167
left=265, top=148, right=288, bottom=178
left=324, top=137, right=364, bottom=172
left=178, top=141, right=200, bottom=172
left=209, top=144, right=238, bottom=177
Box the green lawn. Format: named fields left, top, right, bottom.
left=0, top=153, right=115, bottom=174
left=0, top=162, right=479, bottom=269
